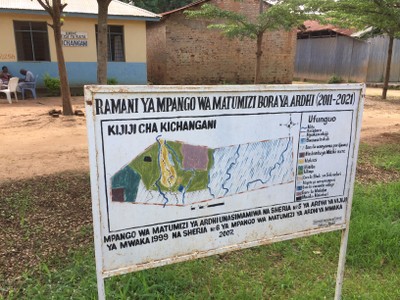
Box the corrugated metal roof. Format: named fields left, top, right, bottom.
left=161, top=0, right=208, bottom=16
left=300, top=20, right=355, bottom=37
left=0, top=0, right=159, bottom=20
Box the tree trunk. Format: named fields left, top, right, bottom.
left=97, top=1, right=112, bottom=84
left=254, top=33, right=263, bottom=84
left=254, top=0, right=264, bottom=84
left=382, top=35, right=394, bottom=100
left=52, top=4, right=73, bottom=115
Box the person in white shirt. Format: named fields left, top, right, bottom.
left=17, top=69, right=35, bottom=93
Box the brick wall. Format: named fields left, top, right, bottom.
left=147, top=0, right=296, bottom=84
left=146, top=22, right=167, bottom=84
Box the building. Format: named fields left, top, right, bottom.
left=146, top=0, right=297, bottom=85
left=295, top=20, right=400, bottom=83
left=0, top=0, right=159, bottom=87
left=295, top=20, right=369, bottom=83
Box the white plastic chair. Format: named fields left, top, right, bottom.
left=0, top=77, right=19, bottom=104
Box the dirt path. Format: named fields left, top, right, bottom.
left=0, top=97, right=88, bottom=182
left=360, top=90, right=400, bottom=144
left=0, top=87, right=399, bottom=182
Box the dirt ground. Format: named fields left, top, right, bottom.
left=0, top=87, right=399, bottom=183
left=0, top=96, right=88, bottom=182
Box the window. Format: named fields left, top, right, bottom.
left=96, top=25, right=125, bottom=62
left=14, top=21, right=50, bottom=61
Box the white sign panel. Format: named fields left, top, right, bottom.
left=61, top=31, right=88, bottom=47
left=85, top=84, right=364, bottom=279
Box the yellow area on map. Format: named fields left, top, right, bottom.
left=159, top=139, right=177, bottom=188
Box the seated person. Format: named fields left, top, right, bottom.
left=17, top=69, right=35, bottom=93
left=0, top=66, right=12, bottom=85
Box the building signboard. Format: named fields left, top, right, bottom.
left=62, top=31, right=88, bottom=47
left=85, top=84, right=364, bottom=299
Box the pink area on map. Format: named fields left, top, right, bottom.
left=181, top=144, right=209, bottom=170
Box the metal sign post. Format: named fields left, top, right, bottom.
left=85, top=84, right=364, bottom=298
left=334, top=94, right=364, bottom=300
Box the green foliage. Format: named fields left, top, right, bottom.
left=303, top=0, right=400, bottom=37
left=43, top=73, right=61, bottom=96
left=185, top=1, right=307, bottom=40
left=328, top=75, right=344, bottom=84
left=107, top=77, right=118, bottom=85
left=302, top=0, right=400, bottom=99
left=187, top=4, right=257, bottom=39
left=185, top=1, right=307, bottom=83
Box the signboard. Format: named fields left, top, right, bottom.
left=61, top=31, right=88, bottom=47
left=85, top=84, right=364, bottom=298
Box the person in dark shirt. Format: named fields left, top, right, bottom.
left=0, top=66, right=12, bottom=85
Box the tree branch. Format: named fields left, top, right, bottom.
left=35, top=0, right=53, bottom=17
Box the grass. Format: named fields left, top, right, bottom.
left=3, top=181, right=399, bottom=299
left=358, top=143, right=400, bottom=171
left=2, top=143, right=400, bottom=299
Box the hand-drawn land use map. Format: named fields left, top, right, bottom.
left=86, top=85, right=363, bottom=276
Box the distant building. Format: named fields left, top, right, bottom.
left=146, top=0, right=297, bottom=84
left=295, top=20, right=369, bottom=83
left=295, top=20, right=400, bottom=83
left=0, top=0, right=159, bottom=87
left=297, top=20, right=356, bottom=39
